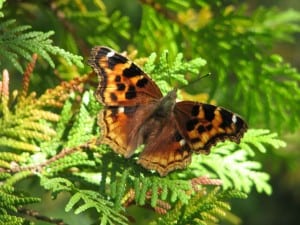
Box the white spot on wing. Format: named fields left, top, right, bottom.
left=118, top=107, right=124, bottom=113
left=107, top=51, right=115, bottom=58
left=232, top=114, right=237, bottom=123
left=179, top=139, right=186, bottom=147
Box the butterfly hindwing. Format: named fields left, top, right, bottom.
left=174, top=101, right=247, bottom=154
left=137, top=114, right=192, bottom=176
left=99, top=102, right=160, bottom=157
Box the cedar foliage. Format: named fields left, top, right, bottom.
left=0, top=0, right=299, bottom=224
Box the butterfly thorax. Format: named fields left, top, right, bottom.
left=150, top=89, right=177, bottom=119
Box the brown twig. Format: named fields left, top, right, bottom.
left=36, top=71, right=96, bottom=108
left=0, top=138, right=97, bottom=174
left=1, top=69, right=9, bottom=98
left=18, top=207, right=69, bottom=225
left=1, top=69, right=10, bottom=119
left=191, top=175, right=223, bottom=191
left=20, top=54, right=38, bottom=99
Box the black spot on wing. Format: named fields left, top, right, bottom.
left=186, top=119, right=199, bottom=131
left=136, top=77, right=148, bottom=88
left=203, top=104, right=216, bottom=121
left=125, top=85, right=137, bottom=99
left=89, top=47, right=127, bottom=70
left=125, top=92, right=137, bottom=99
left=115, top=75, right=121, bottom=82
left=197, top=124, right=213, bottom=134
left=123, top=63, right=143, bottom=77
left=117, top=83, right=126, bottom=91
left=110, top=93, right=118, bottom=102
left=205, top=124, right=213, bottom=131
left=197, top=125, right=206, bottom=134
left=191, top=105, right=199, bottom=116
left=91, top=47, right=110, bottom=62
left=234, top=116, right=246, bottom=131
left=219, top=109, right=233, bottom=129
left=190, top=137, right=201, bottom=143
left=107, top=53, right=127, bottom=70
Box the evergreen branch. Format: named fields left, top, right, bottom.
left=139, top=0, right=179, bottom=22
left=143, top=50, right=206, bottom=94
left=0, top=137, right=39, bottom=152
left=0, top=151, right=26, bottom=163
left=3, top=171, right=33, bottom=186
left=0, top=19, right=83, bottom=72
left=40, top=177, right=128, bottom=225
left=0, top=71, right=95, bottom=157
left=240, top=129, right=286, bottom=155
left=0, top=214, right=24, bottom=225
left=188, top=129, right=283, bottom=194
left=20, top=53, right=37, bottom=99
left=64, top=96, right=96, bottom=147
left=0, top=140, right=95, bottom=174
left=0, top=69, right=58, bottom=153
left=121, top=175, right=222, bottom=216
left=64, top=5, right=130, bottom=50
left=49, top=1, right=90, bottom=56
left=66, top=189, right=128, bottom=225
left=151, top=187, right=247, bottom=225
left=45, top=151, right=95, bottom=175
left=0, top=185, right=40, bottom=224
left=36, top=73, right=94, bottom=108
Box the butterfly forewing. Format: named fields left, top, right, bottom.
left=88, top=46, right=163, bottom=106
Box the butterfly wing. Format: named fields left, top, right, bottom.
left=138, top=100, right=247, bottom=176
left=137, top=115, right=192, bottom=176
left=174, top=101, right=248, bottom=154
left=88, top=46, right=163, bottom=106
left=88, top=46, right=163, bottom=157
left=99, top=102, right=162, bottom=157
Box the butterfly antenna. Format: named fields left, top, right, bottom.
left=165, top=50, right=172, bottom=85
left=179, top=72, right=212, bottom=89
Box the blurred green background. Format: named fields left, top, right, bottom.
left=1, top=0, right=300, bottom=224
left=234, top=1, right=300, bottom=225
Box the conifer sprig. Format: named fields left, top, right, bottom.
left=0, top=19, right=83, bottom=72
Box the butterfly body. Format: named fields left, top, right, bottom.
left=88, top=46, right=247, bottom=176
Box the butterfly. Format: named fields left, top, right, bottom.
left=88, top=46, right=248, bottom=176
